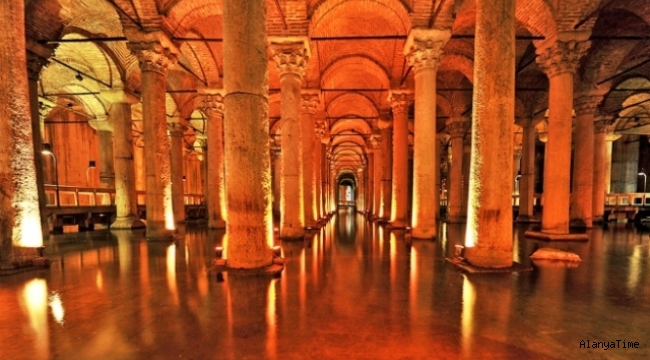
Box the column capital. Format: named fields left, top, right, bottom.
left=535, top=32, right=591, bottom=78
left=315, top=120, right=328, bottom=139
left=270, top=138, right=281, bottom=159
left=128, top=41, right=178, bottom=76
left=367, top=134, right=382, bottom=150
left=301, top=89, right=320, bottom=115
left=198, top=92, right=225, bottom=118
left=574, top=95, right=602, bottom=116
left=388, top=90, right=413, bottom=113
left=167, top=122, right=187, bottom=136
left=446, top=118, right=470, bottom=139
left=26, top=52, right=50, bottom=82
left=101, top=89, right=140, bottom=105
left=404, top=28, right=451, bottom=72
left=269, top=37, right=310, bottom=78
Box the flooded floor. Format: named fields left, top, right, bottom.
left=1, top=209, right=649, bottom=359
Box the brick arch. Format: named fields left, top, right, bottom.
left=602, top=76, right=650, bottom=114
left=320, top=56, right=391, bottom=98
left=310, top=0, right=411, bottom=35
left=330, top=118, right=372, bottom=136
left=439, top=54, right=474, bottom=84
left=454, top=0, right=556, bottom=39
left=326, top=92, right=379, bottom=118
left=56, top=84, right=108, bottom=119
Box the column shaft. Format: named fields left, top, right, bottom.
left=301, top=92, right=319, bottom=228
left=223, top=0, right=273, bottom=268
left=447, top=120, right=467, bottom=223
left=201, top=96, right=226, bottom=229
left=464, top=0, right=515, bottom=268
left=271, top=145, right=281, bottom=219
left=592, top=120, right=607, bottom=222
left=570, top=97, right=600, bottom=228
left=517, top=121, right=536, bottom=221
left=380, top=127, right=392, bottom=220
left=372, top=135, right=383, bottom=219
left=98, top=130, right=115, bottom=188
left=169, top=124, right=185, bottom=223
left=108, top=99, right=143, bottom=229
left=389, top=92, right=411, bottom=229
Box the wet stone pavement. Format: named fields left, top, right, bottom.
left=1, top=209, right=649, bottom=359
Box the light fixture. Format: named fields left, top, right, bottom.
left=42, top=143, right=60, bottom=208
left=638, top=169, right=647, bottom=205
left=75, top=72, right=83, bottom=82
left=182, top=175, right=186, bottom=182
left=215, top=246, right=223, bottom=259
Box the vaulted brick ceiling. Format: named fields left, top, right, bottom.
left=26, top=0, right=650, bottom=174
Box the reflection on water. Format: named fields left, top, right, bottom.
left=0, top=221, right=649, bottom=359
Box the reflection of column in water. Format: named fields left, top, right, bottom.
left=228, top=274, right=273, bottom=356
left=461, top=275, right=476, bottom=357
left=266, top=279, right=278, bottom=359
left=20, top=279, right=49, bottom=359
left=166, top=244, right=179, bottom=306
left=113, top=230, right=134, bottom=276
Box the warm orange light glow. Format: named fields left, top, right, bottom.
left=15, top=211, right=43, bottom=248
left=461, top=275, right=476, bottom=357
left=164, top=185, right=175, bottom=230
left=48, top=292, right=65, bottom=326
left=166, top=244, right=178, bottom=305
left=222, top=234, right=229, bottom=259
left=390, top=232, right=397, bottom=282
left=96, top=271, right=103, bottom=291
left=266, top=279, right=278, bottom=358
left=20, top=278, right=48, bottom=358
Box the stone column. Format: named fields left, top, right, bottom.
left=531, top=32, right=590, bottom=238
left=378, top=119, right=392, bottom=221
left=570, top=95, right=601, bottom=228
left=222, top=0, right=273, bottom=268
left=517, top=117, right=537, bottom=222
left=301, top=90, right=319, bottom=228
left=270, top=38, right=309, bottom=240
left=168, top=122, right=186, bottom=223
left=199, top=93, right=226, bottom=229
left=128, top=41, right=177, bottom=240
left=592, top=117, right=609, bottom=223
left=604, top=128, right=620, bottom=194
left=102, top=90, right=144, bottom=229
left=446, top=118, right=469, bottom=223
left=98, top=130, right=115, bottom=188
left=315, top=121, right=327, bottom=220
left=368, top=134, right=382, bottom=220
left=271, top=140, right=281, bottom=219
left=461, top=139, right=471, bottom=218
left=1, top=0, right=44, bottom=266
left=434, top=133, right=446, bottom=219
left=405, top=29, right=450, bottom=239
left=388, top=91, right=413, bottom=229
left=27, top=50, right=51, bottom=236
left=464, top=0, right=515, bottom=268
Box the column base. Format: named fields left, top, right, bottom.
left=445, top=257, right=532, bottom=273
left=411, top=227, right=436, bottom=240
left=524, top=230, right=589, bottom=241
left=111, top=216, right=145, bottom=230
left=209, top=219, right=226, bottom=229
left=280, top=226, right=305, bottom=240
left=209, top=257, right=285, bottom=276
left=0, top=247, right=51, bottom=275
left=386, top=221, right=407, bottom=230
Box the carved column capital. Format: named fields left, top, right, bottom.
left=128, top=42, right=178, bottom=76
left=26, top=51, right=50, bottom=81
left=388, top=90, right=413, bottom=114
left=167, top=122, right=187, bottom=137
left=269, top=38, right=310, bottom=78
left=574, top=95, right=602, bottom=116
left=446, top=118, right=470, bottom=139
left=404, top=28, right=451, bottom=73
left=314, top=120, right=327, bottom=139
left=198, top=93, right=225, bottom=118
left=367, top=134, right=382, bottom=150
left=536, top=35, right=590, bottom=78
left=301, top=90, right=320, bottom=115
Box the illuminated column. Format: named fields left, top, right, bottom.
left=365, top=151, right=374, bottom=216
left=446, top=118, right=469, bottom=223
left=271, top=140, right=281, bottom=219
left=592, top=117, right=608, bottom=223
left=270, top=38, right=309, bottom=240
left=301, top=90, right=319, bottom=228
left=0, top=0, right=44, bottom=265
left=103, top=90, right=144, bottom=229
left=369, top=134, right=382, bottom=219
left=405, top=29, right=450, bottom=238
left=534, top=33, right=590, bottom=236
left=388, top=91, right=413, bottom=229
left=87, top=118, right=115, bottom=188
left=168, top=122, right=186, bottom=223
left=434, top=133, right=446, bottom=219
left=222, top=0, right=273, bottom=268
left=570, top=95, right=601, bottom=228
left=129, top=41, right=177, bottom=240
left=378, top=119, right=393, bottom=221
left=357, top=168, right=365, bottom=212
left=315, top=120, right=327, bottom=220
left=604, top=128, right=620, bottom=195
left=27, top=50, right=51, bottom=236
left=199, top=92, right=226, bottom=229
left=464, top=0, right=515, bottom=268
left=197, top=138, right=208, bottom=207
left=517, top=117, right=536, bottom=222
left=461, top=139, right=471, bottom=218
